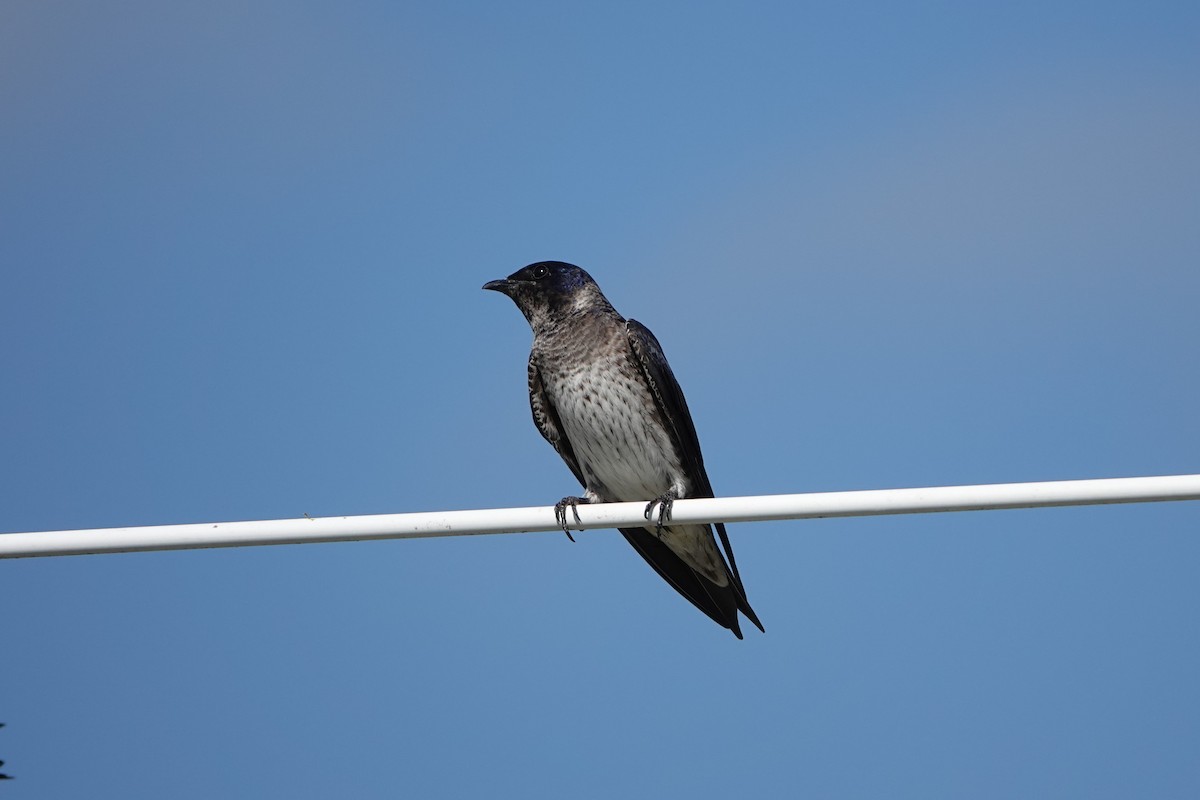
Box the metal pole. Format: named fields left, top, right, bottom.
left=2, top=474, right=1199, bottom=559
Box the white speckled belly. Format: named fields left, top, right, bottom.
left=545, top=354, right=685, bottom=503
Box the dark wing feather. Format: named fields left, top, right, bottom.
left=625, top=320, right=715, bottom=496
left=625, top=319, right=764, bottom=634
left=528, top=355, right=585, bottom=487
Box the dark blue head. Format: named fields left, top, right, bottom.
left=483, top=261, right=611, bottom=328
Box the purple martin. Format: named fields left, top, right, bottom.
left=484, top=261, right=763, bottom=638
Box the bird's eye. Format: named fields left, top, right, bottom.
left=532, top=264, right=548, bottom=279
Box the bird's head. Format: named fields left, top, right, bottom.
left=483, top=261, right=612, bottom=329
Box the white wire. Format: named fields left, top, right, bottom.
left=2, top=474, right=1198, bottom=559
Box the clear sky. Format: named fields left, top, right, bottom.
left=2, top=1, right=1199, bottom=797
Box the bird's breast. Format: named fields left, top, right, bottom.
left=544, top=355, right=685, bottom=502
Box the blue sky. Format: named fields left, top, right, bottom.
left=2, top=1, right=1199, bottom=797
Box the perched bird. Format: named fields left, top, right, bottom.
left=484, top=261, right=763, bottom=638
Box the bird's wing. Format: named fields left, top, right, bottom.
left=624, top=319, right=715, bottom=496
left=625, top=319, right=763, bottom=633
left=528, top=354, right=585, bottom=487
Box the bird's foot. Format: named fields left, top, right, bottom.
left=554, top=496, right=589, bottom=542
left=644, top=491, right=677, bottom=533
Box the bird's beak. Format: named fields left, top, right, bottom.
left=482, top=279, right=515, bottom=295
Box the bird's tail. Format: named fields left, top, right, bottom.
left=620, top=524, right=763, bottom=638
left=715, top=522, right=764, bottom=634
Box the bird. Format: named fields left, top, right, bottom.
left=483, top=261, right=763, bottom=638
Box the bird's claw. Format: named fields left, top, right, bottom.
left=644, top=492, right=676, bottom=533
left=554, top=496, right=588, bottom=542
